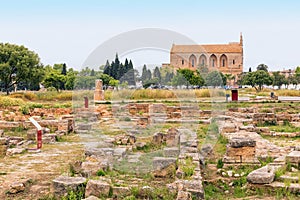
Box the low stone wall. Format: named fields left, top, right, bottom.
left=223, top=137, right=258, bottom=163
left=253, top=113, right=300, bottom=125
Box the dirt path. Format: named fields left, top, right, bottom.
left=0, top=137, right=84, bottom=199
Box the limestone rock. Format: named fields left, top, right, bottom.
left=153, top=157, right=177, bottom=177
left=165, top=128, right=180, bottom=147
left=229, top=137, right=256, bottom=148
left=6, top=148, right=25, bottom=156
left=286, top=151, right=300, bottom=165
left=52, top=176, right=87, bottom=197
left=153, top=157, right=177, bottom=171
left=247, top=165, right=275, bottom=184
left=152, top=132, right=164, bottom=145
left=135, top=142, right=147, bottom=150
left=176, top=190, right=192, bottom=200
left=112, top=186, right=130, bottom=197
left=85, top=179, right=110, bottom=198
left=82, top=196, right=100, bottom=200
left=163, top=147, right=179, bottom=157
left=9, top=182, right=27, bottom=194
left=81, top=161, right=106, bottom=177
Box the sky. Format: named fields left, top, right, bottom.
left=1, top=0, right=300, bottom=72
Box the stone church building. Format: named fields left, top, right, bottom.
left=165, top=34, right=243, bottom=78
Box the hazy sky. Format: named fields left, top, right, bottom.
left=1, top=0, right=300, bottom=72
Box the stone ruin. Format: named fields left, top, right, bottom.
left=94, top=79, right=104, bottom=101
left=223, top=137, right=259, bottom=164
left=0, top=113, right=74, bottom=157
left=63, top=124, right=205, bottom=199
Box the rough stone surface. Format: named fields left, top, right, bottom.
left=52, top=176, right=87, bottom=197
left=247, top=165, right=275, bottom=184
left=153, top=157, right=177, bottom=171
left=85, top=179, right=110, bottom=198
left=165, top=128, right=180, bottom=147
left=81, top=161, right=108, bottom=177
left=113, top=147, right=127, bottom=158
left=8, top=182, right=25, bottom=194
left=82, top=196, right=100, bottom=200
left=286, top=151, right=300, bottom=165
left=112, top=186, right=130, bottom=197
left=229, top=137, right=256, bottom=148
left=176, top=190, right=192, bottom=200
left=152, top=132, right=164, bottom=145
left=163, top=147, right=179, bottom=157
left=6, top=148, right=25, bottom=156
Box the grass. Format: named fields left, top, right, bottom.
left=258, top=156, right=274, bottom=166
left=104, top=89, right=225, bottom=100
left=0, top=96, right=25, bottom=108
left=180, top=157, right=196, bottom=178
left=258, top=119, right=300, bottom=133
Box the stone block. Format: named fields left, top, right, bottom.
left=152, top=132, right=164, bottom=145
left=52, top=176, right=87, bottom=197
left=165, top=128, right=180, bottom=147
left=286, top=151, right=300, bottom=165
left=163, top=147, right=180, bottom=157
left=229, top=137, right=256, bottom=148
left=247, top=166, right=275, bottom=184
left=85, top=179, right=110, bottom=198
left=112, top=186, right=130, bottom=197
left=6, top=148, right=25, bottom=156
left=153, top=157, right=177, bottom=171
left=176, top=190, right=192, bottom=200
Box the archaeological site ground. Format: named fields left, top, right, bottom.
left=0, top=88, right=300, bottom=200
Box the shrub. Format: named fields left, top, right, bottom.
left=217, top=159, right=224, bottom=169
left=24, top=92, right=37, bottom=100
left=96, top=169, right=106, bottom=176
left=0, top=96, right=25, bottom=108
left=275, top=166, right=286, bottom=180
left=20, top=105, right=30, bottom=115
left=181, top=157, right=195, bottom=178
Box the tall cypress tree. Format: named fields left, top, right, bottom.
left=127, top=60, right=135, bottom=85
left=110, top=61, right=115, bottom=78
left=114, top=53, right=120, bottom=79
left=141, top=64, right=148, bottom=82
left=61, top=63, right=67, bottom=75
left=153, top=66, right=161, bottom=83
left=146, top=69, right=152, bottom=80
left=103, top=60, right=111, bottom=76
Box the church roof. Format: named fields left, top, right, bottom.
left=171, top=43, right=243, bottom=54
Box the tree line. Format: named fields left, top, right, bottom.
left=1, top=42, right=300, bottom=94
left=239, top=64, right=300, bottom=91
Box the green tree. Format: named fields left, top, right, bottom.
left=224, top=74, right=235, bottom=85
left=65, top=68, right=78, bottom=90
left=103, top=60, right=111, bottom=76
left=164, top=71, right=174, bottom=85
left=90, top=69, right=95, bottom=76
left=171, top=72, right=187, bottom=87
left=205, top=71, right=226, bottom=87
left=0, top=43, right=43, bottom=94
left=61, top=63, right=67, bottom=75
left=287, top=75, right=298, bottom=88
left=257, top=64, right=269, bottom=72
left=197, top=65, right=209, bottom=79
left=177, top=69, right=194, bottom=88
left=242, top=70, right=273, bottom=91
left=43, top=69, right=66, bottom=92
left=146, top=69, right=152, bottom=80
left=190, top=74, right=204, bottom=87
left=153, top=66, right=161, bottom=83
left=141, top=64, right=148, bottom=82
left=272, top=71, right=287, bottom=89
left=109, top=79, right=119, bottom=88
